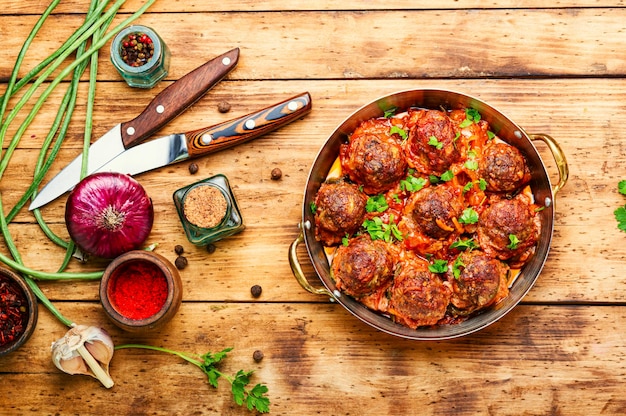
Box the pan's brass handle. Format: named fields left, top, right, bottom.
left=289, top=227, right=332, bottom=297
left=529, top=133, right=569, bottom=195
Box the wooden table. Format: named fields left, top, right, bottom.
left=1, top=1, right=626, bottom=415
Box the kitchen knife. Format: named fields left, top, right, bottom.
left=29, top=48, right=240, bottom=210
left=92, top=92, right=312, bottom=178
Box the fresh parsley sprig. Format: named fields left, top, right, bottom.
left=366, top=194, right=389, bottom=213
left=116, top=345, right=270, bottom=413
left=362, top=215, right=403, bottom=242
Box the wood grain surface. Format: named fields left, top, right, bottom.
left=1, top=2, right=626, bottom=415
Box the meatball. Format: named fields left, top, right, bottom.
left=448, top=250, right=510, bottom=314
left=476, top=194, right=540, bottom=267
left=404, top=109, right=462, bottom=176
left=340, top=118, right=407, bottom=195
left=314, top=180, right=367, bottom=246
left=331, top=236, right=395, bottom=298
left=479, top=142, right=531, bottom=192
left=388, top=257, right=451, bottom=328
left=403, top=184, right=465, bottom=240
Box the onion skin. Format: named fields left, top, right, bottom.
left=65, top=172, right=154, bottom=259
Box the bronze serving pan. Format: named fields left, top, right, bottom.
left=289, top=89, right=568, bottom=340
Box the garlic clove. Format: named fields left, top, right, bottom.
left=51, top=325, right=115, bottom=388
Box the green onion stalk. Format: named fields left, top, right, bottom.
left=0, top=0, right=156, bottom=327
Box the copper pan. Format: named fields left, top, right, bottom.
left=289, top=89, right=568, bottom=340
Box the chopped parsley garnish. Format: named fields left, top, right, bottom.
left=465, top=159, right=478, bottom=171
left=440, top=170, right=454, bottom=182
left=362, top=215, right=403, bottom=242
left=383, top=107, right=398, bottom=118
left=458, top=207, right=479, bottom=224
left=428, top=135, right=444, bottom=149
left=428, top=259, right=448, bottom=274
left=462, top=182, right=474, bottom=194
left=310, top=202, right=317, bottom=214
left=452, top=256, right=465, bottom=280
left=507, top=234, right=520, bottom=250
left=487, top=130, right=496, bottom=140
left=619, top=180, right=626, bottom=195
left=392, top=193, right=402, bottom=204
left=342, top=234, right=350, bottom=246
left=478, top=178, right=488, bottom=191
left=450, top=238, right=479, bottom=251
left=459, top=108, right=481, bottom=128
left=400, top=173, right=427, bottom=192
left=389, top=125, right=408, bottom=141
left=366, top=194, right=389, bottom=213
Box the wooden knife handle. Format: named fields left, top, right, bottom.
left=185, top=92, right=313, bottom=158
left=119, top=48, right=240, bottom=149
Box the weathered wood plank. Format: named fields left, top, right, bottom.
left=2, top=8, right=626, bottom=82
left=1, top=302, right=625, bottom=415
left=0, top=1, right=622, bottom=15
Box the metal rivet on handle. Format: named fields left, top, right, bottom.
left=514, top=130, right=523, bottom=139
left=287, top=101, right=298, bottom=111
left=201, top=134, right=213, bottom=145
left=545, top=197, right=552, bottom=207
left=156, top=105, right=165, bottom=114
left=245, top=119, right=256, bottom=129
left=222, top=57, right=231, bottom=66
left=126, top=127, right=136, bottom=135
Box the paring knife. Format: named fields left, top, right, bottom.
left=29, top=48, right=240, bottom=210
left=91, top=92, right=312, bottom=179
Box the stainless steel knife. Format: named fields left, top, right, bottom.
left=91, top=92, right=312, bottom=178
left=29, top=48, right=240, bottom=210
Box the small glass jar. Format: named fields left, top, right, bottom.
left=173, top=174, right=245, bottom=246
left=110, top=25, right=170, bottom=88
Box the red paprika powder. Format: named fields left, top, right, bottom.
left=107, top=260, right=168, bottom=320
left=0, top=275, right=28, bottom=347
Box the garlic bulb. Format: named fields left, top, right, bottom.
left=51, top=325, right=115, bottom=388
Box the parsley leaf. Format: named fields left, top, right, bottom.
left=383, top=107, right=398, bottom=118
left=465, top=159, right=478, bottom=171
left=452, top=256, right=465, bottom=280
left=428, top=259, right=448, bottom=274
left=440, top=170, right=454, bottom=182
left=366, top=194, right=389, bottom=213
left=363, top=215, right=403, bottom=242
left=615, top=206, right=626, bottom=232
left=428, top=135, right=444, bottom=149
left=619, top=180, right=626, bottom=196
left=450, top=238, right=479, bottom=251
left=342, top=234, right=350, bottom=246
left=390, top=125, right=408, bottom=141
left=507, top=234, right=520, bottom=250
left=458, top=207, right=479, bottom=224
left=459, top=108, right=481, bottom=128
left=400, top=174, right=427, bottom=192
left=487, top=130, right=496, bottom=140
left=478, top=178, right=488, bottom=191
left=310, top=202, right=317, bottom=214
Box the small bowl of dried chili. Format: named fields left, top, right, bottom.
left=0, top=267, right=38, bottom=357
left=99, top=250, right=182, bottom=333
left=173, top=174, right=245, bottom=246
left=110, top=25, right=170, bottom=89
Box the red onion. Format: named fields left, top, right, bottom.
left=65, top=172, right=154, bottom=259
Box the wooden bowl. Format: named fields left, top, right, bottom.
left=0, top=267, right=38, bottom=357
left=99, top=251, right=182, bottom=332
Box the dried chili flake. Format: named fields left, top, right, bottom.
left=0, top=276, right=28, bottom=347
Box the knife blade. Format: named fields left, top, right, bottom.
left=29, top=48, right=240, bottom=210
left=92, top=92, right=312, bottom=178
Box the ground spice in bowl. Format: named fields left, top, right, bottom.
left=107, top=260, right=168, bottom=320
left=183, top=185, right=228, bottom=228
left=100, top=251, right=182, bottom=332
